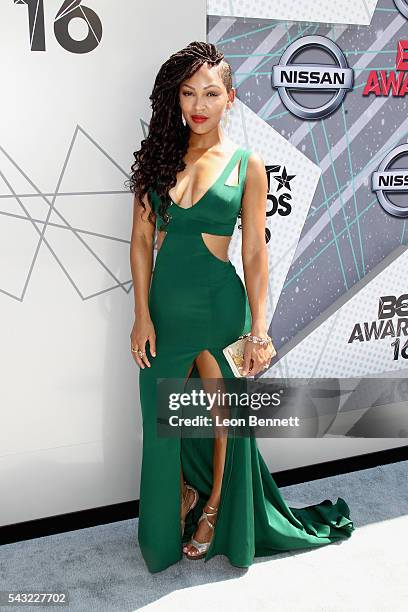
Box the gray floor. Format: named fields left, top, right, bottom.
left=1, top=461, right=407, bottom=612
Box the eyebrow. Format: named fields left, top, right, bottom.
left=182, top=84, right=222, bottom=90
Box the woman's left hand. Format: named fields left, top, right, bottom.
left=241, top=337, right=276, bottom=376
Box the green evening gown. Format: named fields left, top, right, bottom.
left=138, top=147, right=355, bottom=573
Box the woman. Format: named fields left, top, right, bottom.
left=128, top=41, right=355, bottom=573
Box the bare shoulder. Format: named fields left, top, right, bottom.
left=247, top=150, right=265, bottom=172
left=244, top=150, right=267, bottom=191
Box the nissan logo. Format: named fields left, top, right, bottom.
left=372, top=144, right=408, bottom=218
left=271, top=35, right=354, bottom=120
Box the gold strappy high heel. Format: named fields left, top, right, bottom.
left=184, top=503, right=218, bottom=560
left=181, top=482, right=199, bottom=537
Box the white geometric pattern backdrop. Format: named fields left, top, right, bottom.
left=207, top=0, right=379, bottom=24
left=0, top=0, right=405, bottom=528
left=0, top=0, right=206, bottom=527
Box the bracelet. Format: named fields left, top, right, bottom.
left=248, top=334, right=272, bottom=347
left=239, top=332, right=272, bottom=347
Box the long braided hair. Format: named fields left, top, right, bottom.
left=125, top=41, right=232, bottom=227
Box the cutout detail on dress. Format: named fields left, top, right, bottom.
left=224, top=157, right=242, bottom=187
left=201, top=233, right=231, bottom=263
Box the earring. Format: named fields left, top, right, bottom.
left=181, top=114, right=187, bottom=126
left=222, top=108, right=230, bottom=131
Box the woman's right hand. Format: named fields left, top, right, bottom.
left=130, top=315, right=156, bottom=369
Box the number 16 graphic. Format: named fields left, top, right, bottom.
left=14, top=0, right=102, bottom=53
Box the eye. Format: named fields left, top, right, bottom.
left=182, top=91, right=218, bottom=97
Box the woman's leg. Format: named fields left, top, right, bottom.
left=180, top=359, right=200, bottom=524
left=180, top=465, right=198, bottom=522
left=182, top=349, right=228, bottom=556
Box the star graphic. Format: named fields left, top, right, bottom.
left=274, top=166, right=296, bottom=191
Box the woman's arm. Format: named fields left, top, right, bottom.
left=240, top=152, right=271, bottom=375
left=129, top=193, right=157, bottom=368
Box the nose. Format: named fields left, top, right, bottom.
left=193, top=98, right=207, bottom=112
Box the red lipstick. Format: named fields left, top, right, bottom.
left=191, top=115, right=208, bottom=123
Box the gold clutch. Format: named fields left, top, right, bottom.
left=222, top=334, right=276, bottom=377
